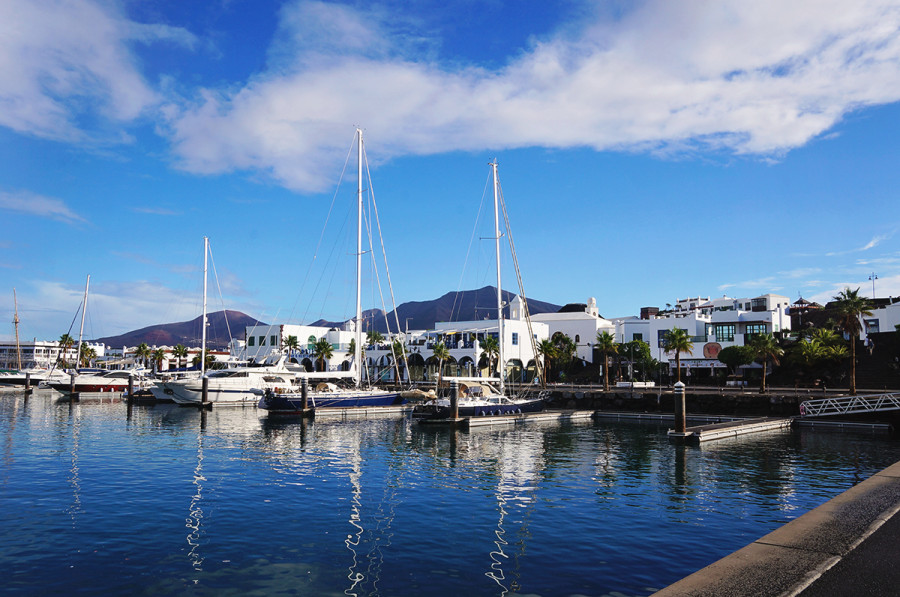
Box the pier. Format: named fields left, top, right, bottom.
left=668, top=416, right=794, bottom=444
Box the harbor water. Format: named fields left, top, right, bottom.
left=3, top=390, right=900, bottom=596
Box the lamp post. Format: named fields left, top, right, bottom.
left=869, top=272, right=878, bottom=298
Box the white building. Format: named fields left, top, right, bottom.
left=531, top=297, right=616, bottom=363
left=0, top=340, right=77, bottom=370
left=862, top=298, right=900, bottom=337
left=614, top=293, right=793, bottom=374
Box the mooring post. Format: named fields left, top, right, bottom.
left=24, top=372, right=32, bottom=395
left=450, top=379, right=459, bottom=419
left=69, top=371, right=78, bottom=401
left=127, top=373, right=135, bottom=401
left=201, top=375, right=209, bottom=408
left=301, top=377, right=309, bottom=411
left=674, top=381, right=686, bottom=433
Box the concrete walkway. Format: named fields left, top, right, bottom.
left=653, top=460, right=900, bottom=596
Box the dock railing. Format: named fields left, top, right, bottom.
left=800, top=392, right=900, bottom=417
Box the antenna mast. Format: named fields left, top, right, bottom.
left=13, top=288, right=21, bottom=370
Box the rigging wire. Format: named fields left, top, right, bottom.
left=290, top=137, right=356, bottom=326
left=449, top=168, right=492, bottom=323
left=497, top=177, right=544, bottom=384
left=362, top=146, right=409, bottom=385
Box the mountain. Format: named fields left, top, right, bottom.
left=91, top=287, right=561, bottom=348
left=364, top=286, right=561, bottom=333
left=93, top=310, right=265, bottom=350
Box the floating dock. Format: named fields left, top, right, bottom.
left=312, top=405, right=414, bottom=420
left=668, top=416, right=794, bottom=444
left=418, top=409, right=595, bottom=429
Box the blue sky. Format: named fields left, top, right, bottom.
left=2, top=0, right=900, bottom=342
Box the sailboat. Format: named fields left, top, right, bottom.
left=154, top=237, right=298, bottom=406
left=413, top=161, right=546, bottom=419
left=258, top=129, right=402, bottom=414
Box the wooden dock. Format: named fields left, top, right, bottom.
left=668, top=416, right=794, bottom=444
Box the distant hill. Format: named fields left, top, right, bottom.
left=92, top=287, right=561, bottom=348
left=93, top=310, right=265, bottom=350
left=362, top=286, right=561, bottom=333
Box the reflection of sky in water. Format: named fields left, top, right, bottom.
left=2, top=400, right=900, bottom=596
left=186, top=429, right=205, bottom=575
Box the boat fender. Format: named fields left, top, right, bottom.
left=479, top=411, right=486, bottom=416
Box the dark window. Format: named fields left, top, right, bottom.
left=248, top=337, right=255, bottom=347
left=512, top=333, right=519, bottom=346
left=633, top=333, right=643, bottom=341
left=714, top=324, right=735, bottom=342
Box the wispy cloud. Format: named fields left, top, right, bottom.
left=0, top=190, right=87, bottom=224
left=132, top=207, right=181, bottom=216
left=164, top=0, right=900, bottom=192
left=0, top=0, right=195, bottom=142
left=718, top=276, right=782, bottom=293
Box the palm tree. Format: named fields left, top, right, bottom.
left=59, top=333, right=75, bottom=368
left=172, top=344, right=188, bottom=370
left=536, top=339, right=556, bottom=387
left=283, top=335, right=299, bottom=357
left=366, top=330, right=385, bottom=347
left=833, top=287, right=874, bottom=395
left=192, top=350, right=215, bottom=370
left=134, top=343, right=151, bottom=369
left=151, top=348, right=167, bottom=373
left=595, top=331, right=618, bottom=391
left=663, top=328, right=694, bottom=383
left=431, top=341, right=450, bottom=387
left=749, top=333, right=784, bottom=393
left=313, top=337, right=334, bottom=372
left=480, top=335, right=500, bottom=377
left=78, top=344, right=96, bottom=368
left=391, top=337, right=407, bottom=382
left=552, top=332, right=577, bottom=380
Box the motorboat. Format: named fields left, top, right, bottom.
left=157, top=365, right=298, bottom=406
left=47, top=369, right=148, bottom=394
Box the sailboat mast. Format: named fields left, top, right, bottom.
left=201, top=237, right=209, bottom=377
left=76, top=275, right=90, bottom=370
left=355, top=129, right=363, bottom=388
left=492, top=160, right=505, bottom=395
left=13, top=288, right=21, bottom=371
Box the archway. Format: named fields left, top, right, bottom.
left=407, top=353, right=426, bottom=382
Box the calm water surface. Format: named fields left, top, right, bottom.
left=2, top=390, right=899, bottom=596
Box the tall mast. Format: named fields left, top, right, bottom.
left=491, top=160, right=505, bottom=395
left=355, top=129, right=363, bottom=388
left=76, top=275, right=90, bottom=370
left=201, top=237, right=209, bottom=377
left=13, top=288, right=21, bottom=370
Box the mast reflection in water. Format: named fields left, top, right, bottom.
left=1, top=395, right=899, bottom=596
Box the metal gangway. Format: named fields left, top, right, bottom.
left=800, top=392, right=900, bottom=417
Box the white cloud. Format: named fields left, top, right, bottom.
left=0, top=190, right=86, bottom=224
left=0, top=0, right=194, bottom=142
left=166, top=0, right=900, bottom=192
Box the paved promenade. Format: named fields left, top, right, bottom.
left=653, top=460, right=900, bottom=596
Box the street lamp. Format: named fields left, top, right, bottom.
left=869, top=272, right=878, bottom=298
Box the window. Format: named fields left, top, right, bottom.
left=633, top=333, right=643, bottom=341
left=657, top=329, right=668, bottom=348
left=865, top=319, right=880, bottom=333
left=259, top=336, right=266, bottom=346
left=248, top=336, right=255, bottom=347
left=575, top=334, right=580, bottom=343
left=705, top=323, right=714, bottom=338
left=511, top=333, right=519, bottom=346
left=751, top=298, right=767, bottom=312
left=745, top=323, right=767, bottom=336
left=271, top=335, right=277, bottom=346
left=714, top=324, right=735, bottom=342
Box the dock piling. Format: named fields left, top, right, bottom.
left=450, top=379, right=459, bottom=419
left=301, top=377, right=309, bottom=411
left=674, top=381, right=686, bottom=433
left=201, top=376, right=210, bottom=409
